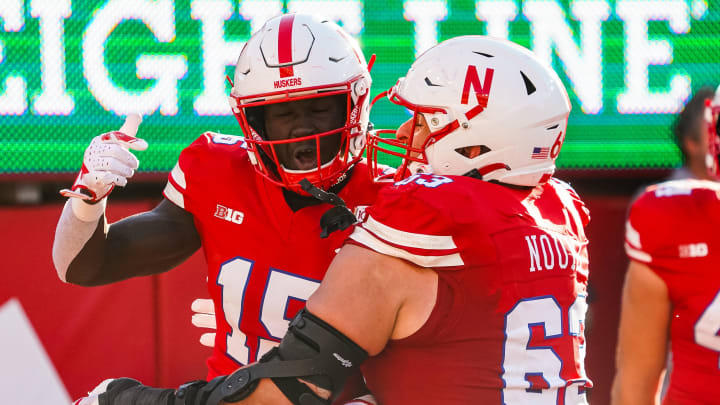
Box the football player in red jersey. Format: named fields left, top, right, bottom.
left=612, top=86, right=720, bottom=405
left=53, top=12, right=382, bottom=401
left=75, top=35, right=592, bottom=405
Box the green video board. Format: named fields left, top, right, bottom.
left=1, top=0, right=719, bottom=176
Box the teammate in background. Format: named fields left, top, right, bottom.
left=628, top=86, right=720, bottom=400
left=668, top=86, right=719, bottom=180
left=78, top=35, right=592, bottom=405
left=53, top=13, right=382, bottom=400
left=612, top=86, right=720, bottom=405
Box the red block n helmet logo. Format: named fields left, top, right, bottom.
left=461, top=66, right=494, bottom=119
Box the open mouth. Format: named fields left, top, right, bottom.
left=292, top=146, right=318, bottom=170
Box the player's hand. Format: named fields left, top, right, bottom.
left=72, top=378, right=177, bottom=405
left=192, top=298, right=216, bottom=348
left=71, top=378, right=117, bottom=405
left=342, top=394, right=378, bottom=405
left=60, top=114, right=147, bottom=203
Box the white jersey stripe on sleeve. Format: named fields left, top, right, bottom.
left=170, top=163, right=187, bottom=189
left=363, top=215, right=458, bottom=250
left=625, top=220, right=641, bottom=249
left=624, top=242, right=652, bottom=263
left=163, top=182, right=185, bottom=209
left=350, top=226, right=464, bottom=268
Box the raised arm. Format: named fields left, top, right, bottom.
left=54, top=198, right=201, bottom=286
left=52, top=115, right=201, bottom=286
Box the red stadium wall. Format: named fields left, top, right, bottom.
left=0, top=201, right=211, bottom=399
left=0, top=193, right=631, bottom=404
left=583, top=194, right=632, bottom=405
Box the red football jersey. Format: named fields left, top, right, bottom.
left=625, top=179, right=720, bottom=405
left=163, top=132, right=381, bottom=379
left=349, top=173, right=592, bottom=405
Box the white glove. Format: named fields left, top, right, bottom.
left=60, top=114, right=147, bottom=203
left=191, top=298, right=216, bottom=348
left=71, top=378, right=114, bottom=405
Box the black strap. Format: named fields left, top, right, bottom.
left=97, top=378, right=175, bottom=405
left=300, top=179, right=348, bottom=207
left=174, top=378, right=227, bottom=405
left=300, top=179, right=357, bottom=238
left=270, top=377, right=327, bottom=405
left=284, top=166, right=355, bottom=212
left=463, top=168, right=484, bottom=180
left=318, top=206, right=357, bottom=238
left=202, top=361, right=325, bottom=405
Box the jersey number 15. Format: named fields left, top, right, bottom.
left=217, top=257, right=320, bottom=365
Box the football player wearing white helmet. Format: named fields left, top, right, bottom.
left=78, top=35, right=591, bottom=405
left=54, top=12, right=382, bottom=404
left=228, top=14, right=372, bottom=193
left=353, top=34, right=591, bottom=405
left=367, top=36, right=570, bottom=186
left=612, top=86, right=720, bottom=405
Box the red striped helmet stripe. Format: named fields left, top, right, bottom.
left=278, top=14, right=295, bottom=78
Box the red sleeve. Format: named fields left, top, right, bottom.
left=624, top=180, right=716, bottom=265
left=551, top=178, right=590, bottom=227
left=348, top=175, right=465, bottom=269
left=162, top=132, right=246, bottom=212
left=625, top=189, right=660, bottom=265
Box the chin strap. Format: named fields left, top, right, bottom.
left=299, top=179, right=357, bottom=238
left=463, top=168, right=484, bottom=180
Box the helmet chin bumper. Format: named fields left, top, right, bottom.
left=281, top=156, right=356, bottom=194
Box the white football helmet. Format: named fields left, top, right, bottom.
left=229, top=13, right=372, bottom=193
left=368, top=35, right=571, bottom=187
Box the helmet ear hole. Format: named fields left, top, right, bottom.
left=455, top=145, right=490, bottom=159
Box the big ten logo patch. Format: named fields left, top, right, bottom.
left=215, top=204, right=244, bottom=224
left=679, top=242, right=708, bottom=258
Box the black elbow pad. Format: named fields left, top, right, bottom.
left=271, top=308, right=368, bottom=393
left=203, top=309, right=368, bottom=405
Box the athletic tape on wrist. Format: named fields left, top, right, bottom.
left=70, top=197, right=107, bottom=223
